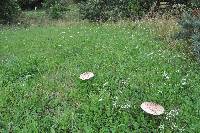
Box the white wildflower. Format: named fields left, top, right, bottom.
left=179, top=126, right=186, bottom=132
left=147, top=52, right=154, bottom=56
left=163, top=71, right=170, bottom=79
left=121, top=103, right=131, bottom=109
left=158, top=124, right=165, bottom=130
left=171, top=122, right=178, bottom=130
left=25, top=74, right=32, bottom=79
left=112, top=96, right=118, bottom=108
left=121, top=80, right=127, bottom=85
left=181, top=78, right=187, bottom=85
left=158, top=90, right=163, bottom=94
left=114, top=96, right=118, bottom=100
left=113, top=101, right=117, bottom=107
left=103, top=82, right=109, bottom=87
left=98, top=98, right=103, bottom=102
left=165, top=109, right=179, bottom=120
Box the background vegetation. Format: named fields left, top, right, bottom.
left=1, top=0, right=199, bottom=23
left=177, top=10, right=200, bottom=61
left=0, top=0, right=20, bottom=24
left=43, top=0, right=69, bottom=19
left=79, top=0, right=157, bottom=22
left=17, top=0, right=44, bottom=10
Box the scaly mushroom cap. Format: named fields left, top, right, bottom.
left=79, top=72, right=94, bottom=80
left=141, top=102, right=165, bottom=115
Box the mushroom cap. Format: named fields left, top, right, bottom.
left=141, top=102, right=165, bottom=115
left=79, top=72, right=94, bottom=80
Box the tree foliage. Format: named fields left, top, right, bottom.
left=0, top=0, right=20, bottom=24
left=17, top=0, right=44, bottom=10
left=79, top=0, right=156, bottom=22
left=190, top=0, right=200, bottom=8
left=43, top=0, right=69, bottom=19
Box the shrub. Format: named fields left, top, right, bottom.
left=0, top=0, right=21, bottom=24
left=17, top=0, right=44, bottom=10
left=190, top=0, right=200, bottom=8
left=192, top=34, right=200, bottom=60
left=177, top=10, right=200, bottom=61
left=44, top=0, right=69, bottom=19
left=73, top=0, right=86, bottom=3
left=79, top=0, right=156, bottom=22
left=48, top=2, right=67, bottom=19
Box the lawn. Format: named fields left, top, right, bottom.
left=0, top=22, right=200, bottom=132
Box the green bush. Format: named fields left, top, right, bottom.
left=44, top=0, right=68, bottom=19
left=191, top=0, right=200, bottom=8
left=192, top=34, right=200, bottom=60
left=79, top=0, right=156, bottom=22
left=177, top=11, right=200, bottom=61
left=0, top=0, right=20, bottom=24
left=73, top=0, right=86, bottom=3
left=17, top=0, right=44, bottom=10
left=48, top=2, right=67, bottom=19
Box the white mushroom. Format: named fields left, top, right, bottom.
left=141, top=102, right=165, bottom=115
left=79, top=72, right=94, bottom=80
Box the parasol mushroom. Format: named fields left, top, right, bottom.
left=141, top=102, right=165, bottom=115
left=79, top=72, right=94, bottom=80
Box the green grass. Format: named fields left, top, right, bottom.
left=0, top=22, right=200, bottom=132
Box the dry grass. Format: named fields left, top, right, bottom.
left=142, top=16, right=179, bottom=42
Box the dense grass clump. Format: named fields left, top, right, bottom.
left=1, top=23, right=200, bottom=132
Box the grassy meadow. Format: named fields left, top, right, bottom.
left=0, top=16, right=200, bottom=132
